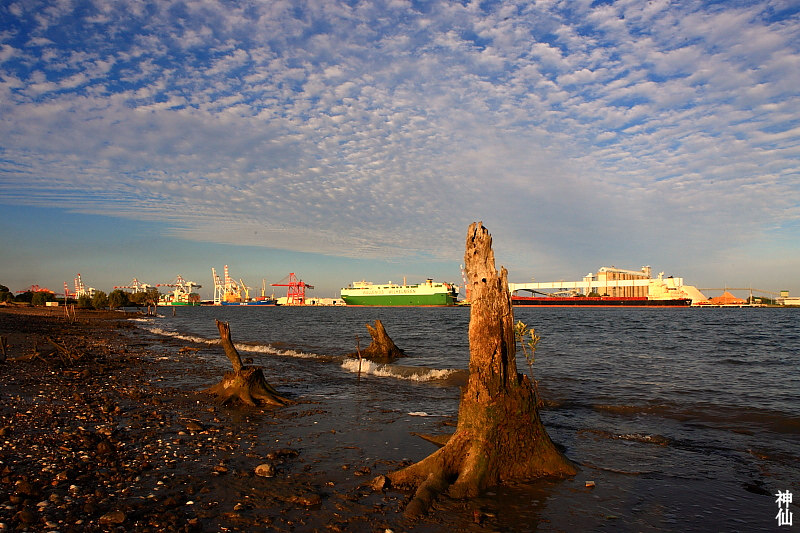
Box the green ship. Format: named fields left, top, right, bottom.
left=340, top=279, right=459, bottom=306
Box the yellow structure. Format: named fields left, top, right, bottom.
left=593, top=266, right=651, bottom=297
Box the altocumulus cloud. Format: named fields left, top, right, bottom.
left=0, top=0, right=798, bottom=274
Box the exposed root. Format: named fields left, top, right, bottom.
left=204, top=367, right=291, bottom=407
left=405, top=472, right=451, bottom=519
left=204, top=320, right=293, bottom=407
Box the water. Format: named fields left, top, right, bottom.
left=135, top=306, right=800, bottom=530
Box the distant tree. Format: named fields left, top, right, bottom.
left=31, top=292, right=49, bottom=306
left=146, top=287, right=161, bottom=305
left=15, top=291, right=33, bottom=303
left=108, top=289, right=130, bottom=309
left=0, top=284, right=12, bottom=302
left=189, top=293, right=201, bottom=304
left=77, top=295, right=92, bottom=309
left=92, top=291, right=108, bottom=310
left=588, top=291, right=601, bottom=297
left=128, top=291, right=147, bottom=306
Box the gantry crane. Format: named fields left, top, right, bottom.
left=113, top=278, right=152, bottom=293
left=272, top=273, right=313, bottom=305
left=211, top=265, right=242, bottom=304
left=73, top=274, right=95, bottom=299
left=156, top=275, right=201, bottom=306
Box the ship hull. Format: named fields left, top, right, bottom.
left=220, top=299, right=278, bottom=306
left=341, top=293, right=457, bottom=306
left=512, top=296, right=691, bottom=307
left=342, top=279, right=459, bottom=306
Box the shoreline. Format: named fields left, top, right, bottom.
left=0, top=306, right=471, bottom=532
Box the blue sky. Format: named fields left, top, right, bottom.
left=1, top=0, right=799, bottom=300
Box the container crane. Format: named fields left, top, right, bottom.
left=211, top=265, right=242, bottom=305
left=73, top=274, right=95, bottom=298
left=272, top=273, right=313, bottom=305
left=113, top=278, right=152, bottom=293
left=156, top=275, right=201, bottom=306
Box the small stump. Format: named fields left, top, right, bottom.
left=346, top=320, right=405, bottom=364
left=204, top=320, right=291, bottom=407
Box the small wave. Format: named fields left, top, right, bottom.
left=340, top=358, right=456, bottom=382
left=137, top=325, right=319, bottom=359
left=579, top=428, right=670, bottom=446
left=408, top=412, right=441, bottom=417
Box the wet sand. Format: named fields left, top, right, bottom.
left=0, top=306, right=489, bottom=532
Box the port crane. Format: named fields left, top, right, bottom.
left=15, top=285, right=54, bottom=295
left=157, top=275, right=201, bottom=291
left=272, top=273, right=313, bottom=305
left=113, top=278, right=152, bottom=293
left=72, top=274, right=95, bottom=299
left=211, top=265, right=243, bottom=305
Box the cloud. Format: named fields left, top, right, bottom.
left=0, top=0, right=798, bottom=284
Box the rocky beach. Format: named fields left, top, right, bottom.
left=0, top=306, right=480, bottom=533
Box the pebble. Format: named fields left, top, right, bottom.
left=255, top=463, right=276, bottom=478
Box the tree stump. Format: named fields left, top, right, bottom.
left=347, top=320, right=405, bottom=363
left=377, top=222, right=575, bottom=517
left=204, top=320, right=291, bottom=407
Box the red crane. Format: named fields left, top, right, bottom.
left=16, top=285, right=54, bottom=294
left=272, top=273, right=314, bottom=305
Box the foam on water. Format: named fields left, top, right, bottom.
left=339, top=358, right=456, bottom=382
left=138, top=324, right=319, bottom=359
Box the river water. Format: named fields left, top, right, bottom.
left=136, top=305, right=799, bottom=531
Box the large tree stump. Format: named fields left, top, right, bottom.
left=378, top=222, right=575, bottom=517
left=347, top=320, right=405, bottom=363
left=204, top=320, right=291, bottom=407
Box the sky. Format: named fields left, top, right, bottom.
left=1, top=0, right=799, bottom=300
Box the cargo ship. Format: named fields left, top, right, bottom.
left=511, top=295, right=691, bottom=307
left=508, top=266, right=707, bottom=307
left=220, top=296, right=278, bottom=306
left=341, top=279, right=459, bottom=306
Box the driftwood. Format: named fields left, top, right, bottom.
left=346, top=320, right=405, bottom=363
left=376, top=222, right=576, bottom=517
left=0, top=335, right=6, bottom=362
left=203, top=320, right=291, bottom=407
left=9, top=337, right=85, bottom=365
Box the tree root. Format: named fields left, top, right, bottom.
left=204, top=320, right=293, bottom=407
left=204, top=367, right=292, bottom=407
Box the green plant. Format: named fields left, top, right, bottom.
left=514, top=320, right=542, bottom=403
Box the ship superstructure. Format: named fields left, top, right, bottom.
left=509, top=266, right=706, bottom=306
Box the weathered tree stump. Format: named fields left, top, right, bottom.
left=204, top=320, right=291, bottom=407
left=377, top=222, right=575, bottom=517
left=347, top=320, right=405, bottom=363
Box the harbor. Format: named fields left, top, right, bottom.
left=5, top=263, right=798, bottom=309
